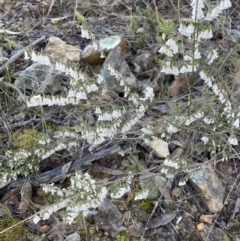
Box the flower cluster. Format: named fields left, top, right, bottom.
left=33, top=172, right=108, bottom=224
left=110, top=174, right=132, bottom=199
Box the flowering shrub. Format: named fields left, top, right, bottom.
left=1, top=0, right=236, bottom=226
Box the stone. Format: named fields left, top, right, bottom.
left=196, top=224, right=231, bottom=241
left=81, top=35, right=126, bottom=65
left=64, top=232, right=81, bottom=241
left=100, top=46, right=136, bottom=92
left=45, top=36, right=81, bottom=64
left=15, top=63, right=69, bottom=94
left=93, top=197, right=125, bottom=237
left=199, top=214, right=213, bottom=224
left=188, top=167, right=225, bottom=213
left=145, top=137, right=170, bottom=158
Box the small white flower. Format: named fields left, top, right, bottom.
left=186, top=23, right=195, bottom=34
left=166, top=38, right=179, bottom=54
left=96, top=75, right=104, bottom=84
left=98, top=112, right=113, bottom=121
left=143, top=86, right=154, bottom=101
left=183, top=55, right=193, bottom=62
left=233, top=118, right=239, bottom=128
left=134, top=190, right=149, bottom=200
left=33, top=215, right=41, bottom=224
left=161, top=62, right=179, bottom=75
left=95, top=107, right=101, bottom=114
left=207, top=49, right=218, bottom=65
left=86, top=84, right=98, bottom=93
left=194, top=47, right=201, bottom=59
left=112, top=109, right=122, bottom=119
left=76, top=91, right=87, bottom=100
left=191, top=0, right=205, bottom=20
left=178, top=23, right=192, bottom=38
left=141, top=126, right=154, bottom=135
left=198, top=28, right=213, bottom=40
left=178, top=178, right=187, bottom=186
left=166, top=125, right=178, bottom=134
left=159, top=45, right=174, bottom=57
left=201, top=136, right=209, bottom=144
left=228, top=136, right=238, bottom=145
left=203, top=117, right=214, bottom=125
left=81, top=27, right=91, bottom=39
left=219, top=0, right=232, bottom=11
left=180, top=65, right=195, bottom=73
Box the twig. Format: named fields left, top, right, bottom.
left=0, top=35, right=46, bottom=75
left=0, top=77, right=25, bottom=100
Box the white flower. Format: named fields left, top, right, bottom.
left=228, top=136, right=238, bottom=145
left=134, top=190, right=149, bottom=200
left=198, top=28, right=213, bottom=40
left=33, top=215, right=41, bottom=224
left=205, top=5, right=222, bottom=21
left=112, top=109, right=122, bottom=119
left=180, top=65, right=196, bottom=73
left=166, top=38, right=179, bottom=54
left=178, top=179, right=187, bottom=186
left=194, top=47, right=201, bottom=59
left=98, top=112, right=113, bottom=121
left=75, top=91, right=87, bottom=100
left=81, top=27, right=91, bottom=39
left=191, top=0, right=205, bottom=20
left=207, top=49, right=218, bottom=65
left=183, top=55, right=193, bottom=62
left=95, top=107, right=101, bottom=114
left=111, top=186, right=131, bottom=199
left=158, top=45, right=174, bottom=57
left=203, top=117, right=214, bottom=125
left=166, top=125, right=178, bottom=134
left=186, top=23, right=195, bottom=35
left=141, top=126, right=154, bottom=135
left=143, top=86, right=154, bottom=101
left=194, top=112, right=204, bottom=119
left=86, top=84, right=98, bottom=93
left=164, top=158, right=179, bottom=169
left=161, top=62, right=179, bottom=75
left=233, top=118, right=239, bottom=128
left=178, top=23, right=192, bottom=38
left=97, top=75, right=104, bottom=84
left=201, top=136, right=209, bottom=144
left=219, top=0, right=232, bottom=11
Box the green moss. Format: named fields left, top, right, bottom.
left=116, top=231, right=129, bottom=241
left=12, top=129, right=48, bottom=152
left=0, top=206, right=35, bottom=241
left=139, top=199, right=153, bottom=212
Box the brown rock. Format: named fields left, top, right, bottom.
left=39, top=225, right=50, bottom=233
left=126, top=224, right=143, bottom=237
left=197, top=223, right=205, bottom=231
left=199, top=214, right=213, bottom=224
left=44, top=37, right=81, bottom=64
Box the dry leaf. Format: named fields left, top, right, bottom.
left=147, top=213, right=176, bottom=229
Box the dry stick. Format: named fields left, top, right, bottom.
left=0, top=35, right=46, bottom=75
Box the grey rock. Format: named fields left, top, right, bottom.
left=64, top=232, right=81, bottom=241
left=93, top=197, right=125, bottom=237
left=15, top=63, right=69, bottom=94
left=100, top=46, right=136, bottom=92
left=188, top=167, right=225, bottom=213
